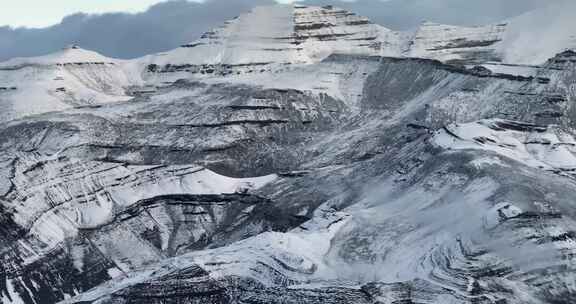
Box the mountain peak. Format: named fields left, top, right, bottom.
left=141, top=4, right=394, bottom=69
left=0, top=45, right=117, bottom=68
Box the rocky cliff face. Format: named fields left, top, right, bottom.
left=405, top=21, right=506, bottom=65
left=1, top=3, right=576, bottom=304
left=0, top=51, right=573, bottom=304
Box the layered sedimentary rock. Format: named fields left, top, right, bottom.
left=138, top=4, right=510, bottom=80
left=137, top=5, right=402, bottom=83
left=138, top=2, right=576, bottom=83
left=405, top=21, right=507, bottom=64
left=0, top=49, right=572, bottom=304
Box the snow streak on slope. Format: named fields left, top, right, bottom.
left=292, top=5, right=402, bottom=61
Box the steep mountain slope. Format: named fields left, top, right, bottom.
left=135, top=4, right=403, bottom=84
left=0, top=49, right=573, bottom=303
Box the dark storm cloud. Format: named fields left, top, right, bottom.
left=0, top=0, right=559, bottom=61
left=0, top=0, right=274, bottom=61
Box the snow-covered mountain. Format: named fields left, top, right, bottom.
left=1, top=3, right=576, bottom=304
left=0, top=45, right=140, bottom=122
left=2, top=3, right=575, bottom=123
left=137, top=3, right=507, bottom=79
left=137, top=2, right=576, bottom=81
left=134, top=4, right=404, bottom=84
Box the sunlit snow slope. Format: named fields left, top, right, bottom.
left=0, top=46, right=139, bottom=123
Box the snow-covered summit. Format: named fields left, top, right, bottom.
left=0, top=45, right=118, bottom=68
left=0, top=45, right=138, bottom=123
left=138, top=4, right=401, bottom=70
left=404, top=0, right=576, bottom=65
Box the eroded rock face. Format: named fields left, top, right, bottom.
left=405, top=22, right=507, bottom=65
left=0, top=59, right=356, bottom=303
left=0, top=50, right=574, bottom=304
left=0, top=159, right=287, bottom=303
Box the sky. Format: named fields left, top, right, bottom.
left=0, top=0, right=179, bottom=28
left=0, top=0, right=559, bottom=61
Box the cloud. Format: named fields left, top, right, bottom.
left=0, top=0, right=559, bottom=61
left=301, top=0, right=557, bottom=29
left=0, top=0, right=274, bottom=61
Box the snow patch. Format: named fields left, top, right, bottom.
left=433, top=119, right=576, bottom=171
